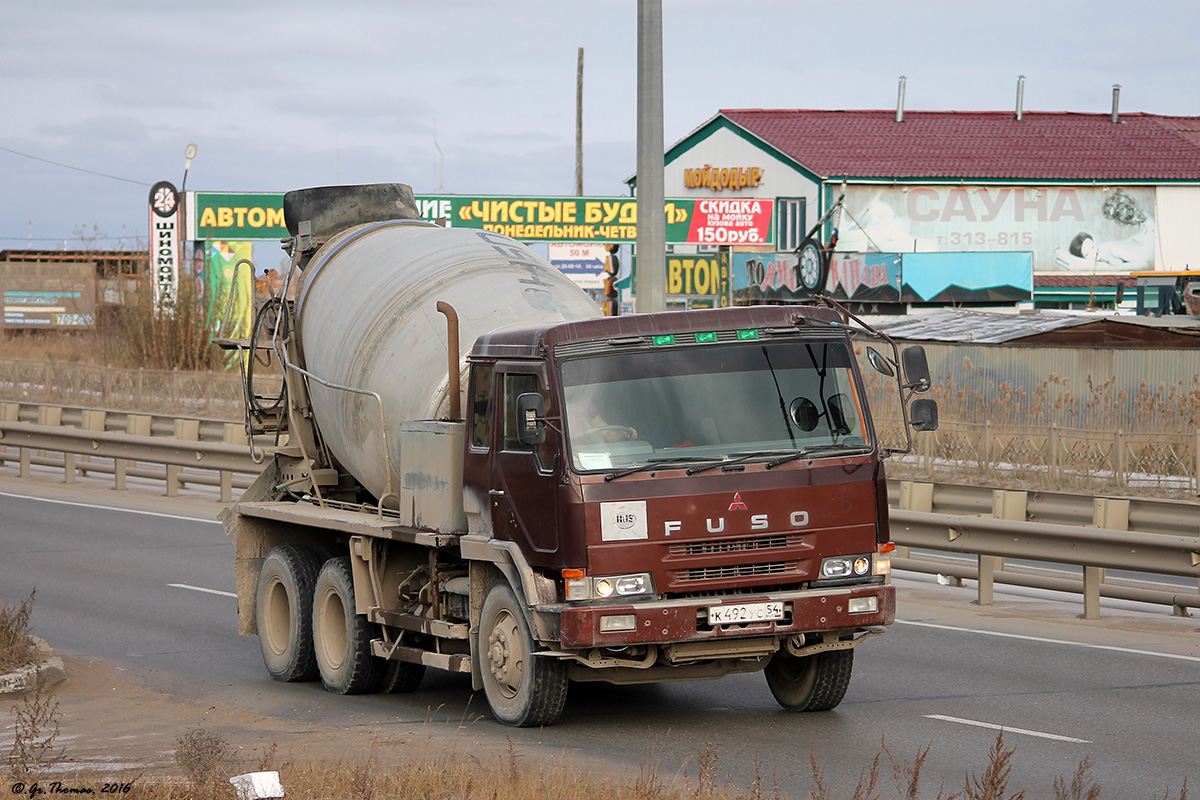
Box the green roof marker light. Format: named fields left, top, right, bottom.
left=736, top=329, right=760, bottom=340
left=694, top=331, right=718, bottom=343
left=651, top=334, right=676, bottom=346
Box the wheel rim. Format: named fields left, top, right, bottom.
left=800, top=249, right=821, bottom=287
left=487, top=608, right=525, bottom=699
left=262, top=576, right=291, bottom=657
left=316, top=585, right=347, bottom=671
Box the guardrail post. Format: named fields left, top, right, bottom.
left=79, top=410, right=106, bottom=478
left=168, top=418, right=200, bottom=496
left=117, top=414, right=153, bottom=491
left=220, top=423, right=248, bottom=503
left=1083, top=566, right=1102, bottom=619
left=0, top=402, right=17, bottom=470
left=1092, top=497, right=1129, bottom=588
left=977, top=555, right=999, bottom=605
left=896, top=481, right=933, bottom=558
left=990, top=490, right=1027, bottom=576
left=38, top=406, right=66, bottom=481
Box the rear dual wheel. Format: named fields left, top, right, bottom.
left=256, top=545, right=322, bottom=682
left=312, top=556, right=384, bottom=694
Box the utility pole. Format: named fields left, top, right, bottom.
left=635, top=0, right=665, bottom=313
left=575, top=47, right=584, bottom=196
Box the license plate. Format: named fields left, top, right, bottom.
left=707, top=601, right=784, bottom=625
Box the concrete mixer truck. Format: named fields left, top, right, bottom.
left=220, top=183, right=938, bottom=727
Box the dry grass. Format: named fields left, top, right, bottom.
left=6, top=729, right=1189, bottom=800
left=0, top=281, right=225, bottom=372
left=0, top=590, right=36, bottom=671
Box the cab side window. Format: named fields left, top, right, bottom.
left=469, top=364, right=494, bottom=450
left=502, top=373, right=555, bottom=472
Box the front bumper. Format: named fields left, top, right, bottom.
left=556, top=582, right=894, bottom=649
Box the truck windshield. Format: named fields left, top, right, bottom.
left=560, top=339, right=870, bottom=474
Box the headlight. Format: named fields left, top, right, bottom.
left=564, top=572, right=655, bottom=601
left=818, top=555, right=873, bottom=580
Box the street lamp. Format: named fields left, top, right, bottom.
left=180, top=143, right=198, bottom=284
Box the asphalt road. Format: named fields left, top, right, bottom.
left=1, top=472, right=1197, bottom=798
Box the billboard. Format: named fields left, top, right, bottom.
left=547, top=243, right=607, bottom=290
left=191, top=192, right=286, bottom=240
left=900, top=252, right=1033, bottom=303
left=0, top=261, right=96, bottom=329
left=666, top=253, right=730, bottom=306
left=837, top=186, right=1155, bottom=274
left=149, top=180, right=181, bottom=312
left=731, top=250, right=1031, bottom=305
left=188, top=192, right=773, bottom=246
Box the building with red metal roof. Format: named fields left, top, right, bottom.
left=633, top=100, right=1200, bottom=313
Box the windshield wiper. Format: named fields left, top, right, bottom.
left=765, top=443, right=871, bottom=469
left=605, top=456, right=723, bottom=482
left=685, top=450, right=799, bottom=475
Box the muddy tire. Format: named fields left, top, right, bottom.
left=379, top=659, right=426, bottom=693
left=764, top=648, right=853, bottom=711
left=478, top=580, right=568, bottom=727
left=312, top=557, right=384, bottom=695
left=256, top=545, right=322, bottom=682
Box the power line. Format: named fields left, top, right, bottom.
left=0, top=144, right=151, bottom=187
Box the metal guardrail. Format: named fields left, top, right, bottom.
left=889, top=480, right=1200, bottom=618
left=0, top=402, right=259, bottom=502
left=1, top=403, right=1197, bottom=619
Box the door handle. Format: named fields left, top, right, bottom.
left=488, top=489, right=506, bottom=497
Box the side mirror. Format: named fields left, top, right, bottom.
left=788, top=397, right=819, bottom=432
left=515, top=393, right=546, bottom=446
left=901, top=346, right=932, bottom=393
left=866, top=346, right=895, bottom=377
left=909, top=398, right=939, bottom=432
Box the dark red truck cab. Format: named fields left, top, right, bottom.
left=462, top=304, right=912, bottom=699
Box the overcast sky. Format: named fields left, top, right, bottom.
left=3, top=0, right=1199, bottom=250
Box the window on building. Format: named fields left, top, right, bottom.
left=777, top=198, right=807, bottom=251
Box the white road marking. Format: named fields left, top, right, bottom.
left=925, top=714, right=1091, bottom=743
left=168, top=583, right=237, bottom=598
left=0, top=489, right=221, bottom=524
left=895, top=619, right=1200, bottom=663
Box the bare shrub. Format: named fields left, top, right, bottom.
left=173, top=727, right=235, bottom=791
left=0, top=589, right=36, bottom=671
left=7, top=675, right=65, bottom=781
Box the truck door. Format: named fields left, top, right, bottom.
left=491, top=369, right=561, bottom=559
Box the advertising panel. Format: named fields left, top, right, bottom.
left=205, top=241, right=254, bottom=340
left=0, top=262, right=96, bottom=329
left=900, top=252, right=1032, bottom=303
left=667, top=252, right=729, bottom=306
left=547, top=243, right=607, bottom=290
left=190, top=192, right=288, bottom=241
left=187, top=192, right=776, bottom=246
left=149, top=180, right=181, bottom=312
left=837, top=186, right=1155, bottom=274
left=730, top=251, right=806, bottom=303
left=827, top=253, right=903, bottom=304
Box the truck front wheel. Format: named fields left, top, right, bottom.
left=478, top=580, right=568, bottom=727
left=256, top=545, right=322, bottom=682
left=764, top=648, right=853, bottom=711
left=313, top=557, right=383, bottom=695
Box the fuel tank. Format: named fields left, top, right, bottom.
left=290, top=187, right=602, bottom=504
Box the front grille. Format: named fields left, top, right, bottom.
left=670, top=533, right=803, bottom=557
left=677, top=561, right=800, bottom=582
